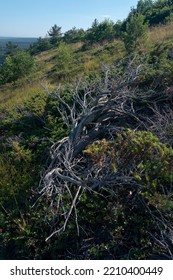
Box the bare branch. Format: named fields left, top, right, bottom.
left=39, top=57, right=173, bottom=242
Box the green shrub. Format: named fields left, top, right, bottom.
left=0, top=51, right=34, bottom=84
left=84, top=130, right=173, bottom=210
left=122, top=13, right=148, bottom=53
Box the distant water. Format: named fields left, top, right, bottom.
left=0, top=37, right=38, bottom=64
left=0, top=37, right=38, bottom=47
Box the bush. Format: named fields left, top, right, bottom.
left=29, top=37, right=51, bottom=55
left=122, top=13, right=148, bottom=53
left=0, top=51, right=34, bottom=84
left=84, top=130, right=173, bottom=210
left=81, top=130, right=173, bottom=258
left=85, top=19, right=115, bottom=46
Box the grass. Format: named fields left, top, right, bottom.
left=1, top=21, right=173, bottom=113
left=0, top=82, right=46, bottom=112
left=148, top=21, right=173, bottom=47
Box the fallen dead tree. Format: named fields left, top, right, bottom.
left=39, top=58, right=173, bottom=258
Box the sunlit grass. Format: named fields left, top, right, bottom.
left=0, top=82, right=47, bottom=111
left=148, top=21, right=173, bottom=46
left=0, top=23, right=171, bottom=118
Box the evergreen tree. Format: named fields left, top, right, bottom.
left=85, top=18, right=115, bottom=45
left=48, top=24, right=62, bottom=45
left=5, top=41, right=19, bottom=56
left=136, top=0, right=153, bottom=14
left=55, top=41, right=73, bottom=72
left=85, top=19, right=99, bottom=45
left=132, top=0, right=173, bottom=26
left=113, top=20, right=123, bottom=38
left=29, top=37, right=51, bottom=55
left=96, top=19, right=115, bottom=42
left=63, top=27, right=85, bottom=43
left=122, top=13, right=148, bottom=53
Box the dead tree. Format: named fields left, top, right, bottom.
left=39, top=57, right=173, bottom=255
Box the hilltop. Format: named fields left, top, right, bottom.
left=1, top=0, right=173, bottom=260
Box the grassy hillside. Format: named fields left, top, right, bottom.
left=1, top=19, right=173, bottom=111
left=1, top=12, right=173, bottom=260
left=0, top=40, right=124, bottom=111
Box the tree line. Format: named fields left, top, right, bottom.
left=30, top=0, right=173, bottom=53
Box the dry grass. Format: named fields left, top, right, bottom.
left=148, top=21, right=173, bottom=46
left=84, top=59, right=99, bottom=72
left=35, top=48, right=58, bottom=63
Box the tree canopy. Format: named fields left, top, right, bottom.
left=85, top=18, right=115, bottom=45
left=63, top=27, right=85, bottom=43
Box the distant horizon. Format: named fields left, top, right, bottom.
left=0, top=36, right=38, bottom=39
left=0, top=0, right=138, bottom=37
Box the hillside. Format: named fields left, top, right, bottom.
left=0, top=40, right=125, bottom=111
left=1, top=0, right=173, bottom=260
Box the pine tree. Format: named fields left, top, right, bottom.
left=137, top=0, right=153, bottom=14
left=122, top=13, right=148, bottom=53
left=48, top=24, right=62, bottom=45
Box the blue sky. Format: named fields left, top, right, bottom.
left=0, top=0, right=139, bottom=37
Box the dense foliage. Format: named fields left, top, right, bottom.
left=122, top=13, right=148, bottom=53
left=63, top=27, right=85, bottom=44
left=85, top=19, right=115, bottom=46
left=126, top=0, right=173, bottom=26
left=0, top=51, right=34, bottom=84
left=29, top=37, right=51, bottom=55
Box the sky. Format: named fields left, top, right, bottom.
left=0, top=0, right=139, bottom=38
